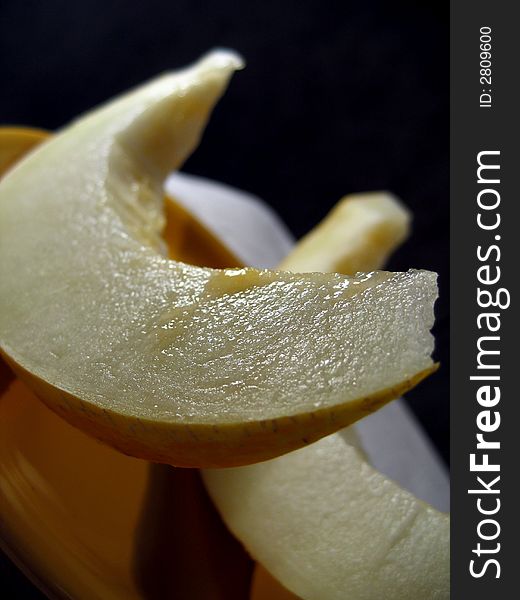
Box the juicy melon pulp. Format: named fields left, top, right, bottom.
left=204, top=431, right=449, bottom=600
left=0, top=51, right=436, bottom=467
left=0, top=119, right=446, bottom=599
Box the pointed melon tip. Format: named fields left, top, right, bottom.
left=197, top=48, right=245, bottom=72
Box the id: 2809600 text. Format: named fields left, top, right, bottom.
left=480, top=26, right=492, bottom=108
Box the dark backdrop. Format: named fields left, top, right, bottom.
left=0, top=1, right=448, bottom=595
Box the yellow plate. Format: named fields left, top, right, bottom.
left=0, top=127, right=48, bottom=175
left=0, top=379, right=148, bottom=598
left=0, top=378, right=258, bottom=599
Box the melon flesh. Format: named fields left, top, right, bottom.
left=203, top=185, right=447, bottom=600
left=0, top=51, right=436, bottom=467
left=204, top=431, right=449, bottom=600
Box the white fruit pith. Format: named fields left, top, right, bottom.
left=0, top=51, right=436, bottom=467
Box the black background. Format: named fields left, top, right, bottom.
left=0, top=0, right=448, bottom=595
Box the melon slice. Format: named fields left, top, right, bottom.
left=279, top=191, right=410, bottom=273
left=205, top=193, right=447, bottom=600
left=0, top=127, right=50, bottom=394
left=204, top=431, right=449, bottom=600
left=0, top=51, right=436, bottom=467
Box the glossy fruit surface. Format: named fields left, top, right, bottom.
left=0, top=52, right=436, bottom=468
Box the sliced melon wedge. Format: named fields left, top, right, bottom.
left=0, top=127, right=50, bottom=395
left=279, top=191, right=410, bottom=273
left=0, top=51, right=436, bottom=467
left=205, top=193, right=447, bottom=600
left=204, top=431, right=449, bottom=600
